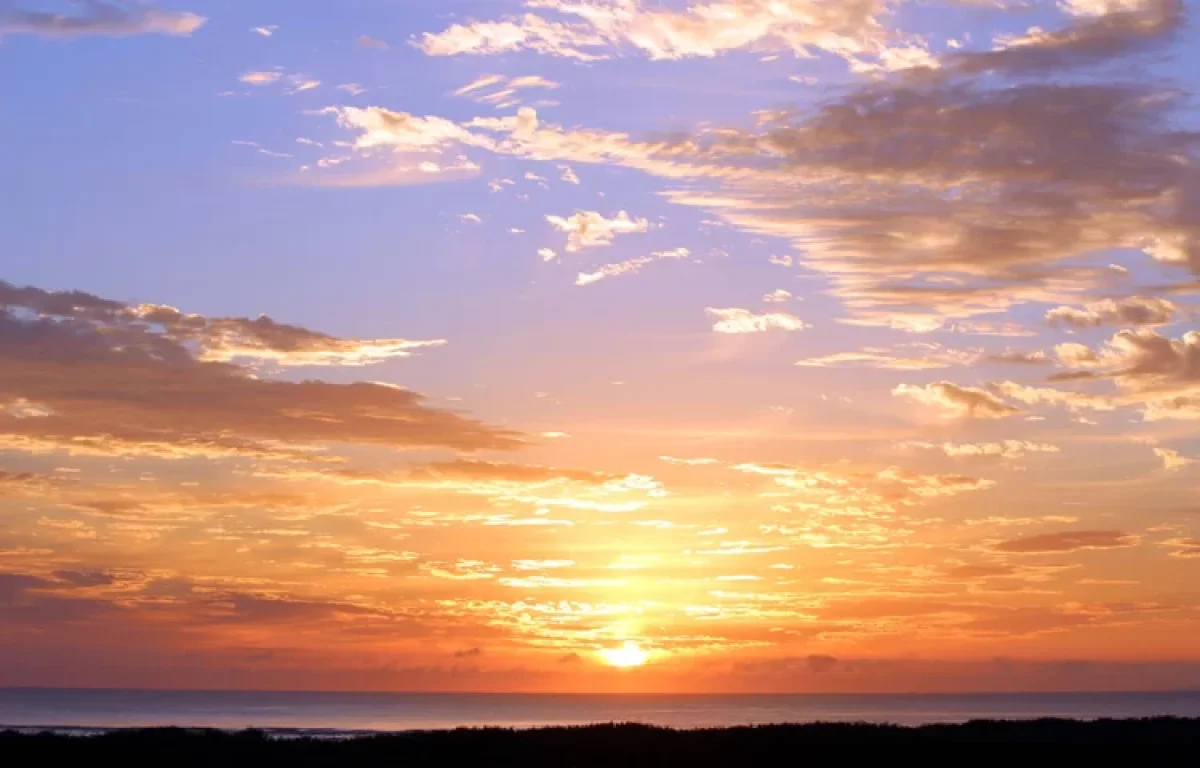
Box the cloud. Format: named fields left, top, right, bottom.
left=252, top=25, right=277, bottom=38
left=807, top=654, right=839, bottom=673
left=576, top=248, right=690, bottom=286
left=240, top=71, right=282, bottom=86
left=0, top=1, right=206, bottom=38
left=994, top=530, right=1140, bottom=553
left=1045, top=330, right=1200, bottom=420
left=232, top=139, right=293, bottom=159
left=546, top=210, right=649, bottom=252
left=356, top=34, right=388, bottom=49
left=763, top=289, right=792, bottom=303
left=659, top=456, right=719, bottom=466
left=1153, top=447, right=1195, bottom=472
left=733, top=461, right=994, bottom=520
left=408, top=459, right=612, bottom=486
left=239, top=71, right=321, bottom=95
left=987, top=349, right=1051, bottom=365
left=1062, top=330, right=1200, bottom=389
left=454, top=74, right=506, bottom=97
left=0, top=470, right=62, bottom=497
left=1164, top=537, right=1200, bottom=558
left=418, top=0, right=892, bottom=64
left=706, top=308, right=808, bottom=334
left=901, top=440, right=1061, bottom=460
left=1046, top=297, right=1182, bottom=328
left=287, top=76, right=321, bottom=95
left=511, top=559, right=574, bottom=571
left=454, top=74, right=561, bottom=108
left=417, top=12, right=609, bottom=60
left=893, top=382, right=1018, bottom=419
left=322, top=106, right=481, bottom=154
left=797, top=343, right=978, bottom=370
left=325, top=19, right=1200, bottom=324
left=944, top=0, right=1183, bottom=76
left=453, top=647, right=483, bottom=658
left=0, top=281, right=518, bottom=459
left=112, top=301, right=448, bottom=367
left=698, top=81, right=1200, bottom=329
left=2, top=397, right=52, bottom=418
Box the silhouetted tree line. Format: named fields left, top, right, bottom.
left=2, top=719, right=1198, bottom=764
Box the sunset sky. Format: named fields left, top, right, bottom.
left=2, top=0, right=1200, bottom=694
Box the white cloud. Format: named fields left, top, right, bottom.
left=419, top=0, right=891, bottom=64
left=418, top=13, right=609, bottom=60
left=893, top=382, right=1019, bottom=420
left=455, top=74, right=506, bottom=97
left=902, top=440, right=1060, bottom=460
left=545, top=210, right=649, bottom=252
left=706, top=308, right=808, bottom=334
left=575, top=248, right=690, bottom=286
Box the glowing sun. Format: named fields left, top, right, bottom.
left=599, top=640, right=649, bottom=668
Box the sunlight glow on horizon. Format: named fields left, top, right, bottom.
left=598, top=641, right=651, bottom=669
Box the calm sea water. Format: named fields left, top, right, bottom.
left=2, top=689, right=1200, bottom=732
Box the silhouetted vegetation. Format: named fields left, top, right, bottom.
left=2, top=718, right=1198, bottom=764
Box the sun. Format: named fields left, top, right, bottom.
left=598, top=640, right=649, bottom=668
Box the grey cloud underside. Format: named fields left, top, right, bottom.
left=0, top=1, right=205, bottom=38
left=0, top=282, right=519, bottom=455
left=941, top=0, right=1183, bottom=76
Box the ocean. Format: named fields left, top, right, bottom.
left=2, top=689, right=1200, bottom=732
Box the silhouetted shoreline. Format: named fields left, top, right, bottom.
left=3, top=719, right=1198, bottom=763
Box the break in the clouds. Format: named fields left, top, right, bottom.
left=0, top=1, right=205, bottom=38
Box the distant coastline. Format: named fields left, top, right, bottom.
left=3, top=721, right=1199, bottom=760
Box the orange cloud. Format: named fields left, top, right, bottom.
left=993, top=530, right=1140, bottom=553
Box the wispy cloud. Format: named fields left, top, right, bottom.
left=0, top=1, right=206, bottom=38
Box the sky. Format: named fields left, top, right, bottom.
left=1, top=0, right=1200, bottom=695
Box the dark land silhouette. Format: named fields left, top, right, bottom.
left=3, top=719, right=1199, bottom=763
